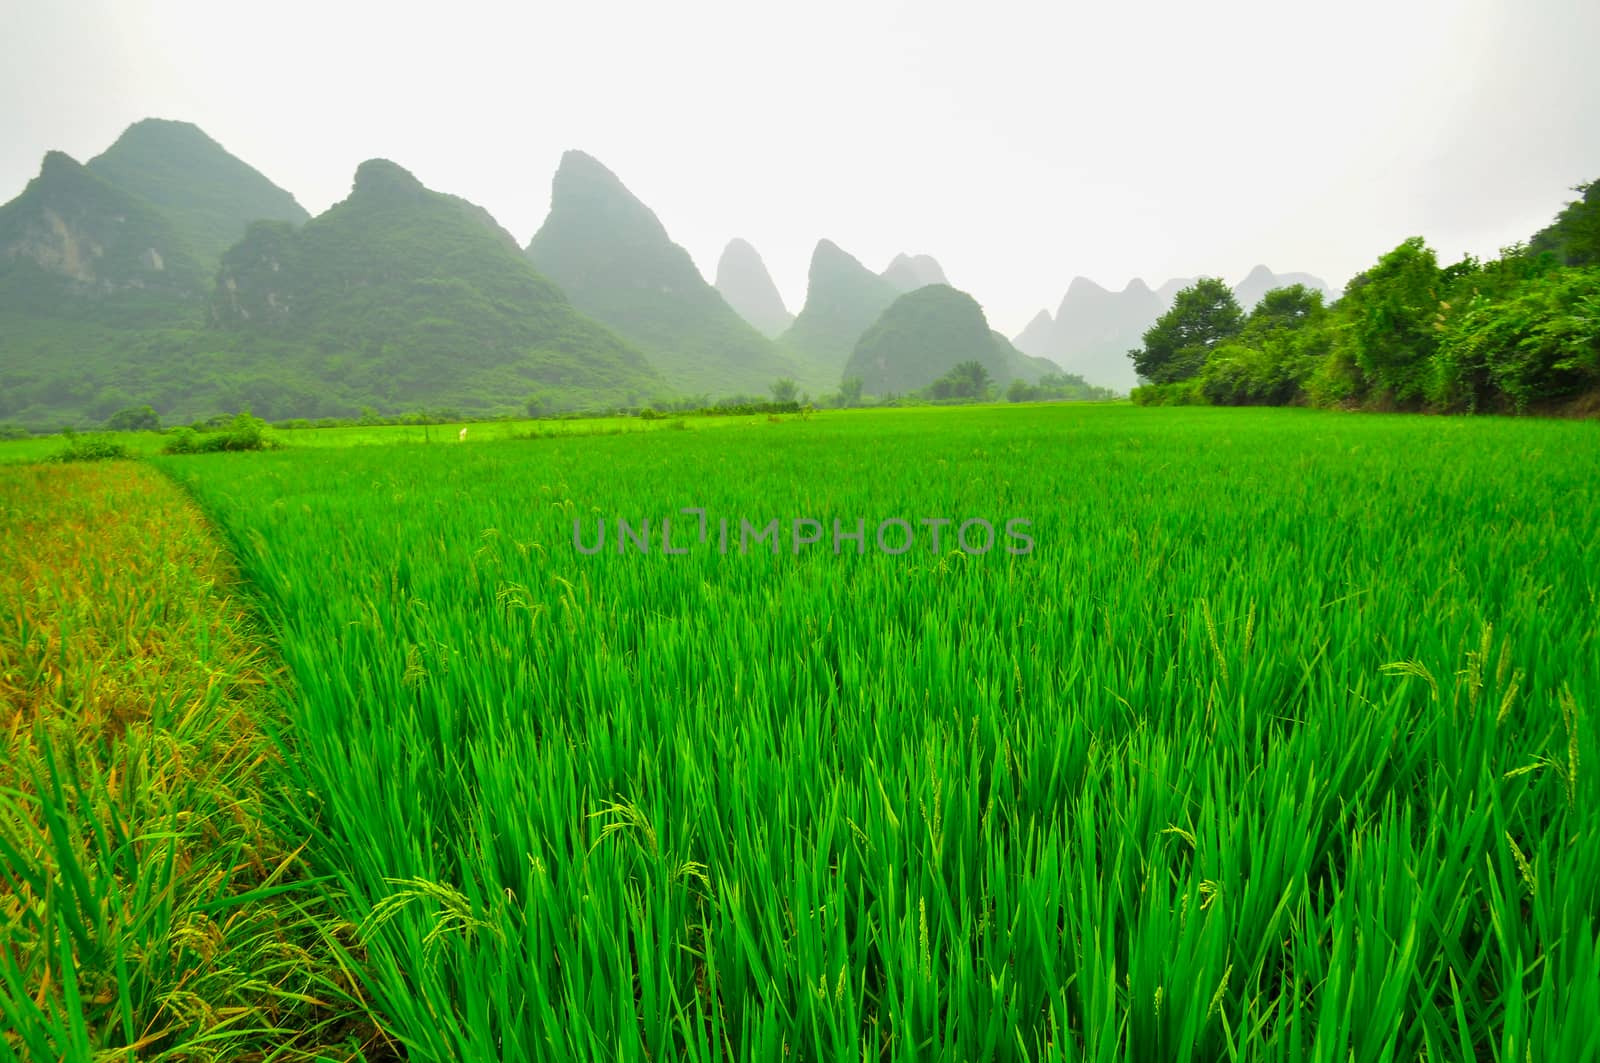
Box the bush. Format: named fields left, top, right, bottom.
left=50, top=430, right=130, bottom=462
left=1434, top=267, right=1600, bottom=411
left=0, top=424, right=30, bottom=442
left=163, top=411, right=277, bottom=455
left=1130, top=380, right=1208, bottom=406
left=1197, top=344, right=1305, bottom=406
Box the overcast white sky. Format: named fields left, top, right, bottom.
left=3, top=0, right=1596, bottom=334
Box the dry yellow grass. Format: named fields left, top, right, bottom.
left=0, top=461, right=388, bottom=1062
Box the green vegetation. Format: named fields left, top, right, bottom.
left=0, top=410, right=795, bottom=467
left=104, top=405, right=161, bottom=432
left=526, top=152, right=799, bottom=395
left=0, top=462, right=381, bottom=1060
left=46, top=430, right=131, bottom=463
left=845, top=285, right=1003, bottom=395
left=1005, top=372, right=1116, bottom=403
left=85, top=117, right=310, bottom=267
left=1529, top=178, right=1599, bottom=267
left=140, top=404, right=1597, bottom=1060
left=162, top=410, right=277, bottom=454
left=1130, top=277, right=1245, bottom=384
left=1132, top=180, right=1600, bottom=413
left=924, top=358, right=994, bottom=400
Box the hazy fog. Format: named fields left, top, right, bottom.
left=3, top=0, right=1596, bottom=334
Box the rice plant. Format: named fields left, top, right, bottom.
left=151, top=404, right=1600, bottom=1061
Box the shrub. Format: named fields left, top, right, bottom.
left=1434, top=267, right=1600, bottom=411
left=1130, top=380, right=1208, bottom=406
left=50, top=430, right=130, bottom=462
left=163, top=411, right=277, bottom=455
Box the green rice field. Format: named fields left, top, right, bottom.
left=9, top=403, right=1600, bottom=1060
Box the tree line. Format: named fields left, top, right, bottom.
left=1130, top=179, right=1600, bottom=414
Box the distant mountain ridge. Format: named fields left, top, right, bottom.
left=779, top=239, right=902, bottom=389
left=845, top=284, right=1060, bottom=395
left=1014, top=266, right=1333, bottom=391
left=527, top=151, right=799, bottom=396
left=881, top=253, right=948, bottom=291
left=86, top=118, right=309, bottom=266
left=1231, top=265, right=1334, bottom=313
left=0, top=112, right=1349, bottom=425
left=212, top=158, right=663, bottom=410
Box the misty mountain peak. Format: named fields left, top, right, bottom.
left=715, top=238, right=792, bottom=338
left=550, top=150, right=642, bottom=206
left=543, top=149, right=673, bottom=247
left=351, top=158, right=427, bottom=202
left=206, top=164, right=664, bottom=410
left=529, top=155, right=796, bottom=394
left=38, top=150, right=84, bottom=181
left=555, top=149, right=620, bottom=183
left=882, top=252, right=949, bottom=291
left=1231, top=265, right=1333, bottom=312
left=82, top=117, right=308, bottom=265
left=846, top=283, right=1057, bottom=396
left=780, top=239, right=902, bottom=383
left=110, top=118, right=220, bottom=154
left=805, top=239, right=892, bottom=294
left=1013, top=308, right=1056, bottom=358
left=811, top=238, right=853, bottom=270
left=1043, top=275, right=1164, bottom=393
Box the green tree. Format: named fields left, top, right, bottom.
left=1529, top=179, right=1600, bottom=267
left=1196, top=284, right=1336, bottom=406
left=105, top=404, right=161, bottom=431
left=837, top=376, right=864, bottom=408
left=1339, top=237, right=1444, bottom=403
left=926, top=360, right=993, bottom=401
left=769, top=378, right=799, bottom=404
left=950, top=360, right=992, bottom=399
left=1245, top=284, right=1325, bottom=333
left=1130, top=278, right=1244, bottom=383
